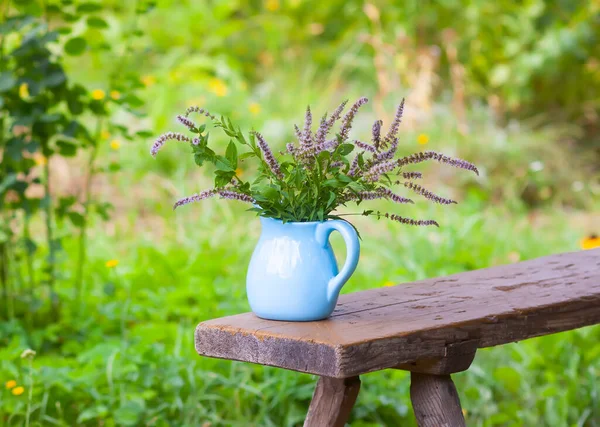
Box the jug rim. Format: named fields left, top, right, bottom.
left=259, top=216, right=334, bottom=226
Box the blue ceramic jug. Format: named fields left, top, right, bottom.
left=246, top=217, right=360, bottom=321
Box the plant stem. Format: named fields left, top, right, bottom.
left=333, top=212, right=370, bottom=217
left=23, top=215, right=35, bottom=326
left=5, top=240, right=20, bottom=319
left=25, top=357, right=34, bottom=427
left=74, top=118, right=102, bottom=313
left=23, top=215, right=35, bottom=293
left=0, top=242, right=8, bottom=319
left=43, top=159, right=57, bottom=317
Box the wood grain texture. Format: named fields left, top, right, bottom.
left=395, top=340, right=478, bottom=375
left=304, top=376, right=361, bottom=427
left=195, top=249, right=600, bottom=377
left=410, top=373, right=466, bottom=427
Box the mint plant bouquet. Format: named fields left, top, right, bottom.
left=151, top=98, right=478, bottom=321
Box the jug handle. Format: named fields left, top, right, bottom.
left=315, top=220, right=360, bottom=303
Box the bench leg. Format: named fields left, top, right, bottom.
left=410, top=372, right=466, bottom=427
left=304, top=376, right=361, bottom=427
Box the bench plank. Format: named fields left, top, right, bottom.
left=195, top=249, right=600, bottom=378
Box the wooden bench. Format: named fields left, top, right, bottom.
left=195, top=249, right=600, bottom=426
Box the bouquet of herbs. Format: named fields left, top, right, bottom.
left=150, top=98, right=478, bottom=226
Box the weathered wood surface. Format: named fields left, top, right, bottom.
left=195, top=249, right=600, bottom=378
left=395, top=340, right=478, bottom=375
left=410, top=373, right=466, bottom=427
left=304, top=376, right=361, bottom=427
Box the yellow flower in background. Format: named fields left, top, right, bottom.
left=208, top=78, right=228, bottom=97
left=91, top=89, right=105, bottom=100
left=581, top=235, right=600, bottom=250
left=249, top=102, right=261, bottom=116
left=110, top=90, right=121, bottom=100
left=101, top=130, right=110, bottom=140
left=265, top=0, right=280, bottom=11
left=33, top=152, right=47, bottom=166
left=19, top=83, right=30, bottom=98
left=5, top=380, right=16, bottom=389
left=110, top=140, right=121, bottom=150
left=105, top=259, right=119, bottom=268
left=141, top=75, right=156, bottom=87
left=383, top=281, right=395, bottom=287
left=12, top=386, right=24, bottom=396
left=417, top=134, right=429, bottom=145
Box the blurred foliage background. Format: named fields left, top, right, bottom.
left=1, top=0, right=599, bottom=426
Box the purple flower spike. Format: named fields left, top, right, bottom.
left=372, top=119, right=383, bottom=149
left=384, top=212, right=439, bottom=227
left=151, top=132, right=191, bottom=157
left=301, top=106, right=313, bottom=147
left=218, top=190, right=255, bottom=204
left=397, top=151, right=479, bottom=175
left=293, top=124, right=302, bottom=143
left=403, top=182, right=457, bottom=205
left=254, top=132, right=284, bottom=179
left=173, top=189, right=217, bottom=210
left=348, top=155, right=360, bottom=177
left=364, top=160, right=397, bottom=181
left=382, top=98, right=405, bottom=149
left=339, top=97, right=368, bottom=141
left=355, top=140, right=377, bottom=153
left=401, top=172, right=422, bottom=180
left=312, top=138, right=337, bottom=154
left=376, top=188, right=414, bottom=204
left=356, top=191, right=385, bottom=201
left=375, top=138, right=398, bottom=161
left=176, top=115, right=196, bottom=131
left=315, top=100, right=348, bottom=145
left=184, top=106, right=215, bottom=120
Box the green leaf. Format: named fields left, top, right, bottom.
left=338, top=143, right=354, bottom=156
left=326, top=191, right=336, bottom=208
left=56, top=26, right=72, bottom=35
left=68, top=212, right=85, bottom=227
left=214, top=171, right=235, bottom=187
left=135, top=130, right=154, bottom=138
left=77, top=2, right=103, bottom=13
left=114, top=401, right=144, bottom=426
left=87, top=16, right=108, bottom=28
left=0, top=72, right=16, bottom=92
left=43, top=70, right=66, bottom=87
left=0, top=174, right=17, bottom=195
left=56, top=140, right=78, bottom=156
left=64, top=37, right=87, bottom=56
left=76, top=405, right=108, bottom=423
left=215, top=155, right=234, bottom=172
left=124, top=94, right=144, bottom=108
left=225, top=140, right=238, bottom=169
left=322, top=178, right=346, bottom=188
